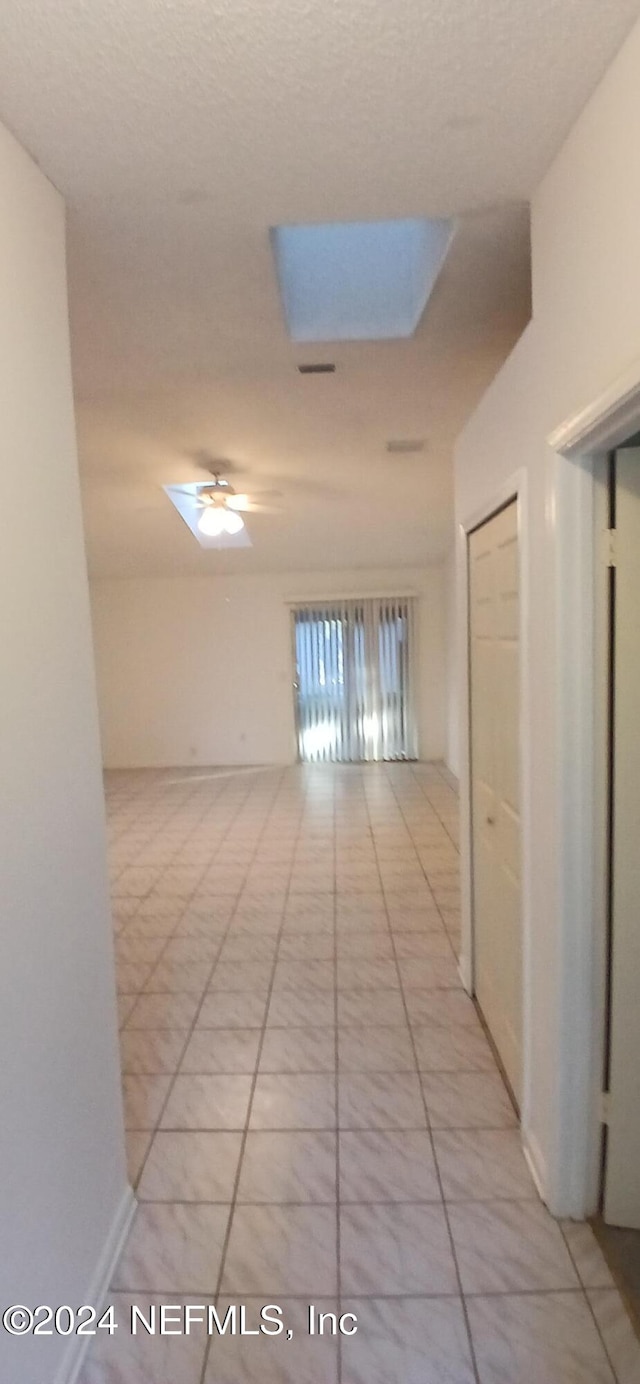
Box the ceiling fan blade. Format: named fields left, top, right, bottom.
left=242, top=503, right=283, bottom=515
left=166, top=483, right=280, bottom=516
left=226, top=490, right=283, bottom=511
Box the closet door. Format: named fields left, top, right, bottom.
left=469, top=500, right=522, bottom=1103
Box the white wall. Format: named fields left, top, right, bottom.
left=90, top=566, right=446, bottom=768
left=454, top=15, right=640, bottom=1216
left=0, top=126, right=128, bottom=1384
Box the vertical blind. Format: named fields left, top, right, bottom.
left=292, top=596, right=418, bottom=763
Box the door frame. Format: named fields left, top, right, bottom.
left=457, top=469, right=534, bottom=1149
left=547, top=354, right=640, bottom=1216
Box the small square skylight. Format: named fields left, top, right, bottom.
left=272, top=217, right=454, bottom=343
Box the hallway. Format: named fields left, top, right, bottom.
left=82, top=763, right=634, bottom=1383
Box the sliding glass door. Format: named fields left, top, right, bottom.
left=292, top=597, right=417, bottom=763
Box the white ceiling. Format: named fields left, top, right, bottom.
left=0, top=0, right=637, bottom=576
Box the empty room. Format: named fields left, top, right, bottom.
left=3, top=3, right=640, bottom=1383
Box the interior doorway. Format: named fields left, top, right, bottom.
left=468, top=499, right=523, bottom=1107
left=594, top=443, right=640, bottom=1321
left=291, top=596, right=417, bottom=764
left=602, top=444, right=640, bottom=1230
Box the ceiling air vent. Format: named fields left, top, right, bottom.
left=386, top=438, right=425, bottom=455
left=297, top=363, right=336, bottom=374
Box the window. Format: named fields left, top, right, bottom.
left=292, top=597, right=417, bottom=763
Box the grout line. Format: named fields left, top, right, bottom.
left=110, top=1283, right=607, bottom=1301
left=389, top=770, right=618, bottom=1375
left=330, top=782, right=343, bottom=1384
left=130, top=1193, right=541, bottom=1207
left=126, top=1123, right=532, bottom=1139
left=105, top=763, right=601, bottom=1384
left=412, top=761, right=461, bottom=854
left=122, top=1058, right=518, bottom=1076
left=363, top=769, right=483, bottom=1384
left=559, top=1222, right=624, bottom=1384
left=198, top=770, right=312, bottom=1384
left=124, top=773, right=284, bottom=1193
left=127, top=1123, right=521, bottom=1135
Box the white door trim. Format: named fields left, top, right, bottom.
left=549, top=352, right=640, bottom=1217
left=457, top=469, right=534, bottom=1157
left=549, top=355, right=640, bottom=458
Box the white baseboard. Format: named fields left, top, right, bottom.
left=54, top=1184, right=136, bottom=1384
left=457, top=954, right=472, bottom=993
left=523, top=1129, right=548, bottom=1206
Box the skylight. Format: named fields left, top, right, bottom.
left=272, top=217, right=454, bottom=343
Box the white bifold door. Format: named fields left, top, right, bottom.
left=603, top=448, right=640, bottom=1229
left=468, top=500, right=522, bottom=1105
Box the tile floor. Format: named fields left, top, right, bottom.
left=80, top=761, right=640, bottom=1383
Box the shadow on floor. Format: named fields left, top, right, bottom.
left=593, top=1218, right=640, bottom=1332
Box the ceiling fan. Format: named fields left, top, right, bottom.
left=170, top=460, right=282, bottom=537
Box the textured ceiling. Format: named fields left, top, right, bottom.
left=0, top=0, right=637, bottom=575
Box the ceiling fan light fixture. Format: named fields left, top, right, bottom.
left=165, top=483, right=252, bottom=548
left=198, top=506, right=227, bottom=536
left=197, top=505, right=246, bottom=536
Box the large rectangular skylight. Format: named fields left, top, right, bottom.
left=272, top=217, right=454, bottom=342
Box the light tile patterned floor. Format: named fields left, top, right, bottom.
left=80, top=762, right=639, bottom=1383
